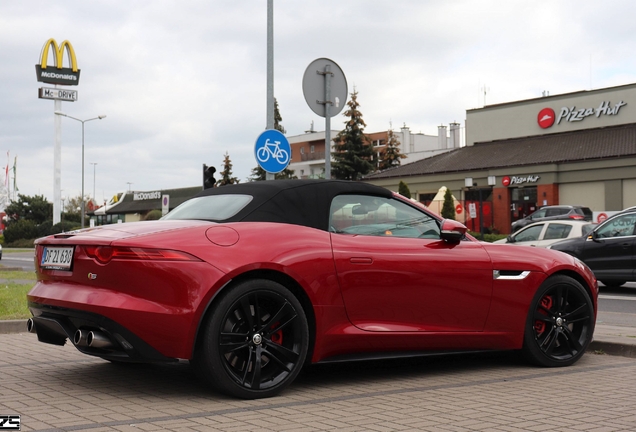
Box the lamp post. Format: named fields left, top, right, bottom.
left=54, top=112, right=106, bottom=229
left=90, top=162, right=97, bottom=206
left=61, top=195, right=66, bottom=232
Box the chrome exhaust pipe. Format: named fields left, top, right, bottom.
left=87, top=330, right=114, bottom=349
left=74, top=329, right=89, bottom=346
left=26, top=318, right=37, bottom=333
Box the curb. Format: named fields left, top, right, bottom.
left=588, top=340, right=636, bottom=359
left=2, top=319, right=635, bottom=359
left=0, top=319, right=27, bottom=334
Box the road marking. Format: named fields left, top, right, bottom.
left=3, top=257, right=33, bottom=261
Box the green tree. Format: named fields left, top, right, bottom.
left=398, top=181, right=411, bottom=198
left=441, top=188, right=456, bottom=220
left=216, top=152, right=240, bottom=186
left=331, top=90, right=375, bottom=180
left=379, top=127, right=406, bottom=170
left=248, top=166, right=297, bottom=181
left=4, top=194, right=52, bottom=224
left=250, top=97, right=296, bottom=180
left=274, top=97, right=285, bottom=134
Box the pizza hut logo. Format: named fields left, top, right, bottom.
left=503, top=175, right=540, bottom=186
left=537, top=108, right=555, bottom=129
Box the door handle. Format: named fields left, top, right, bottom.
left=350, top=257, right=373, bottom=264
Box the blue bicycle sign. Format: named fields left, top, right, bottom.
left=254, top=129, right=291, bottom=173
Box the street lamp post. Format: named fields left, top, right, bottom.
left=90, top=162, right=97, bottom=206
left=55, top=112, right=106, bottom=229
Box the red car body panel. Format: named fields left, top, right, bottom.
left=28, top=181, right=598, bottom=369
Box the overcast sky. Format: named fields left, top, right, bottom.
left=2, top=0, right=636, bottom=206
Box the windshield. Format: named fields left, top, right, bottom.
left=162, top=194, right=253, bottom=221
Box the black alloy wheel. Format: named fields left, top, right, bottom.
left=522, top=275, right=595, bottom=367
left=194, top=279, right=309, bottom=399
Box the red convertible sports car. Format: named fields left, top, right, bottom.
left=28, top=179, right=598, bottom=399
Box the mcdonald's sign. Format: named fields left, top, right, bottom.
left=35, top=38, right=81, bottom=86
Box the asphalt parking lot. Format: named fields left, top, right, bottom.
left=2, top=331, right=636, bottom=432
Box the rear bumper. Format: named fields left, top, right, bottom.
left=28, top=302, right=177, bottom=363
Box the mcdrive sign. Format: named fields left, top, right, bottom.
left=537, top=100, right=626, bottom=129
left=35, top=38, right=81, bottom=86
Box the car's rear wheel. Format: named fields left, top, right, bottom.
left=600, top=280, right=626, bottom=288
left=194, top=279, right=308, bottom=399
left=522, top=275, right=594, bottom=367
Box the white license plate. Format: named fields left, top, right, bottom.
left=41, top=246, right=74, bottom=270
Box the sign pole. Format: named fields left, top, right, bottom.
left=265, top=0, right=275, bottom=181
left=324, top=65, right=332, bottom=179
left=53, top=96, right=62, bottom=225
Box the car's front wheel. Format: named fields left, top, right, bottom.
left=522, top=275, right=595, bottom=367
left=194, top=279, right=309, bottom=399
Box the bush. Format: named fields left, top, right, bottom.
left=469, top=231, right=507, bottom=242
left=3, top=219, right=38, bottom=243
left=5, top=238, right=36, bottom=248
left=144, top=209, right=163, bottom=221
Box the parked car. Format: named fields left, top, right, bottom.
left=27, top=180, right=598, bottom=399
left=495, top=220, right=596, bottom=248
left=549, top=207, right=636, bottom=288
left=511, top=205, right=593, bottom=232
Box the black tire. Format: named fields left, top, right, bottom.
left=194, top=279, right=309, bottom=399
left=522, top=275, right=595, bottom=367
left=600, top=280, right=626, bottom=288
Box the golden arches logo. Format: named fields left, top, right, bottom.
left=35, top=38, right=81, bottom=85
left=40, top=38, right=78, bottom=71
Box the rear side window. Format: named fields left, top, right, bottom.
left=163, top=194, right=253, bottom=221
left=544, top=223, right=573, bottom=240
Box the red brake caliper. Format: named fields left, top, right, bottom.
left=270, top=322, right=283, bottom=345
left=535, top=296, right=553, bottom=336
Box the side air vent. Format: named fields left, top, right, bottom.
left=493, top=270, right=531, bottom=280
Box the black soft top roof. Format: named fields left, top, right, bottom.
left=194, top=179, right=393, bottom=231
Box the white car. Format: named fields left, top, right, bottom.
left=494, top=220, right=597, bottom=248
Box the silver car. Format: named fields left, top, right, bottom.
left=495, top=220, right=596, bottom=248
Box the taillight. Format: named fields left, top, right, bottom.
left=84, top=246, right=199, bottom=264
left=569, top=214, right=584, bottom=220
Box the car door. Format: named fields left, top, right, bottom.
left=329, top=194, right=493, bottom=333
left=581, top=213, right=636, bottom=281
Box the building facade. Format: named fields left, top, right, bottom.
left=287, top=123, right=461, bottom=179
left=365, top=82, right=636, bottom=234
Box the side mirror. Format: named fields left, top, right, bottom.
left=440, top=219, right=467, bottom=243
left=506, top=235, right=514, bottom=243
left=589, top=230, right=599, bottom=242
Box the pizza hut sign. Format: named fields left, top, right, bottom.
left=502, top=175, right=540, bottom=186
left=537, top=100, right=627, bottom=129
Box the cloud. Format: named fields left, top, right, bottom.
left=2, top=0, right=636, bottom=204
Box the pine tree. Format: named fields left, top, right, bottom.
left=250, top=97, right=289, bottom=179
left=398, top=181, right=411, bottom=198
left=441, top=188, right=456, bottom=220
left=248, top=166, right=297, bottom=181
left=331, top=90, right=375, bottom=180
left=216, top=152, right=240, bottom=186
left=379, top=127, right=406, bottom=170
